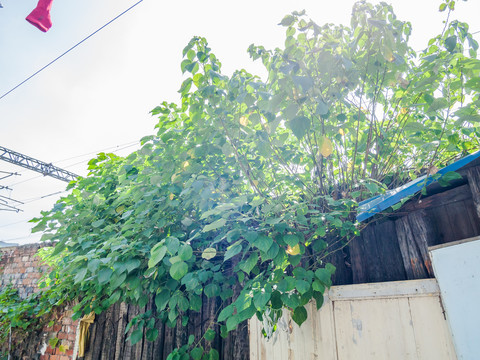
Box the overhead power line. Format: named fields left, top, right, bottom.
left=54, top=141, right=139, bottom=165
left=21, top=190, right=68, bottom=204
left=0, top=0, right=144, bottom=101
left=0, top=219, right=30, bottom=229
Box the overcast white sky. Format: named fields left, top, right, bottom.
left=1, top=0, right=479, bottom=245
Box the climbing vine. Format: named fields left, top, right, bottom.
left=2, top=2, right=480, bottom=359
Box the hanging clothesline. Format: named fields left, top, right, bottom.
left=0, top=0, right=144, bottom=101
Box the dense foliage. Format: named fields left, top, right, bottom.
left=0, top=285, right=51, bottom=359
left=2, top=1, right=480, bottom=359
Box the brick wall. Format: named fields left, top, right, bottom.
left=0, top=244, right=47, bottom=298
left=40, top=308, right=78, bottom=360
left=0, top=244, right=78, bottom=360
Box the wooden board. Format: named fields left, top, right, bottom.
left=333, top=297, right=417, bottom=360
left=250, top=279, right=457, bottom=360
left=250, top=300, right=337, bottom=360
left=408, top=296, right=457, bottom=359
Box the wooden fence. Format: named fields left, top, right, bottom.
left=249, top=279, right=457, bottom=360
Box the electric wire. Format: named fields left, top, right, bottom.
left=0, top=219, right=32, bottom=229
left=54, top=140, right=139, bottom=164
left=21, top=190, right=68, bottom=204
left=0, top=0, right=144, bottom=101
left=0, top=234, right=39, bottom=243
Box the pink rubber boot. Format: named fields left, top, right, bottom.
left=26, top=0, right=54, bottom=32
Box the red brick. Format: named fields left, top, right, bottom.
left=53, top=324, right=62, bottom=332
left=57, top=332, right=67, bottom=340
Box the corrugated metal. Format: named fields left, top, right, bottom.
left=357, top=150, right=480, bottom=222
left=250, top=279, right=457, bottom=360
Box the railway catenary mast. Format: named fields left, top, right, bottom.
left=0, top=146, right=78, bottom=182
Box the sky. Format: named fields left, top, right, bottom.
left=1, top=0, right=480, bottom=245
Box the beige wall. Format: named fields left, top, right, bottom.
left=249, top=279, right=457, bottom=360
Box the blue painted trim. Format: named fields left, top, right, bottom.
left=356, top=150, right=480, bottom=222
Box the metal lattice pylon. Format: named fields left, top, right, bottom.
left=0, top=146, right=78, bottom=182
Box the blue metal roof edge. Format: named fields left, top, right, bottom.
left=356, top=150, right=480, bottom=222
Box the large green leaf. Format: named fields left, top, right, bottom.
left=148, top=244, right=167, bottom=268
left=74, top=268, right=87, bottom=284
left=239, top=254, right=258, bottom=274
left=203, top=218, right=226, bottom=232
left=253, top=291, right=271, bottom=310
left=252, top=235, right=273, bottom=253
left=98, top=268, right=113, bottom=285
left=224, top=242, right=243, bottom=261
left=178, top=244, right=193, bottom=261
left=288, top=116, right=311, bottom=140
left=427, top=98, right=449, bottom=112
left=444, top=35, right=457, bottom=53
left=129, top=328, right=143, bottom=345
left=155, top=290, right=170, bottom=311
left=170, top=261, right=188, bottom=280
left=191, top=347, right=204, bottom=360
left=218, top=304, right=234, bottom=322
left=292, top=306, right=308, bottom=326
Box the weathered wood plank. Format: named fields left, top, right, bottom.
left=123, top=304, right=141, bottom=360
left=250, top=280, right=458, bottom=360
left=133, top=305, right=145, bottom=360
left=374, top=220, right=407, bottom=281
left=362, top=224, right=383, bottom=282
left=408, top=296, right=457, bottom=360
left=81, top=283, right=250, bottom=360
left=249, top=299, right=338, bottom=360
left=151, top=314, right=165, bottom=360
left=466, top=166, right=480, bottom=219
left=322, top=235, right=352, bottom=286
left=465, top=198, right=480, bottom=235
left=445, top=200, right=478, bottom=241
left=88, top=310, right=106, bottom=360
left=395, top=216, right=429, bottom=279
left=406, top=211, right=434, bottom=277
left=114, top=302, right=129, bottom=360
left=402, top=184, right=471, bottom=212
left=232, top=319, right=250, bottom=360
left=349, top=236, right=368, bottom=284
left=329, top=278, right=439, bottom=300
left=425, top=205, right=455, bottom=245
left=100, top=303, right=118, bottom=360
left=333, top=297, right=417, bottom=360
left=311, top=299, right=337, bottom=360
left=142, top=300, right=154, bottom=360
left=162, top=321, right=176, bottom=358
